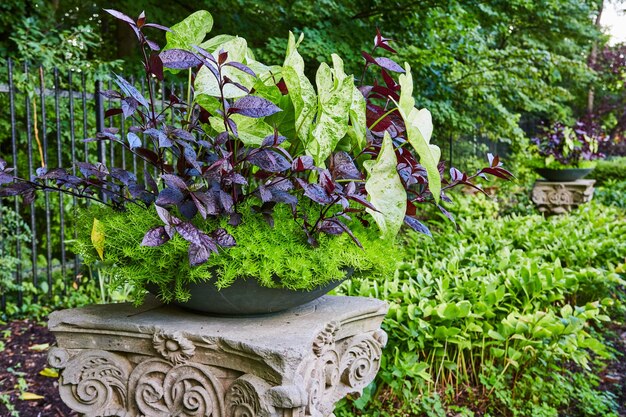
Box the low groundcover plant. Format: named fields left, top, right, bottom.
left=0, top=10, right=511, bottom=303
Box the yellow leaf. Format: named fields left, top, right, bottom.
left=39, top=367, right=59, bottom=378
left=91, top=218, right=105, bottom=260
left=29, top=343, right=50, bottom=352
left=20, top=392, right=44, bottom=401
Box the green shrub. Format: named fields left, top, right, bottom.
left=589, top=157, right=626, bottom=185
left=594, top=179, right=626, bottom=209
left=336, top=197, right=626, bottom=417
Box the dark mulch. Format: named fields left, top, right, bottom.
left=598, top=324, right=626, bottom=417
left=0, top=319, right=77, bottom=417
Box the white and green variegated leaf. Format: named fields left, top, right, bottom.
left=165, top=10, right=213, bottom=50
left=282, top=32, right=317, bottom=144
left=364, top=131, right=406, bottom=239
left=199, top=34, right=234, bottom=52
left=308, top=54, right=354, bottom=165
left=348, top=84, right=367, bottom=151
left=208, top=114, right=273, bottom=146
left=395, top=62, right=441, bottom=202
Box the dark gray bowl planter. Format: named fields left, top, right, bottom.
left=535, top=168, right=593, bottom=182
left=148, top=271, right=351, bottom=316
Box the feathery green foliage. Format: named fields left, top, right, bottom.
left=73, top=202, right=399, bottom=304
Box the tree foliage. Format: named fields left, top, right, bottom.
left=1, top=0, right=604, bottom=144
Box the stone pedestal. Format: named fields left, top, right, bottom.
left=47, top=295, right=388, bottom=417
left=531, top=179, right=595, bottom=214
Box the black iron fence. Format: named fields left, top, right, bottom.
left=0, top=59, right=183, bottom=313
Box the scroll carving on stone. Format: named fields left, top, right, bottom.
left=340, top=329, right=387, bottom=390
left=128, top=358, right=225, bottom=417
left=226, top=374, right=275, bottom=417
left=48, top=348, right=132, bottom=417
left=531, top=180, right=595, bottom=214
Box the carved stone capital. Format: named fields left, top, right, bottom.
left=48, top=295, right=388, bottom=417
left=531, top=179, right=595, bottom=214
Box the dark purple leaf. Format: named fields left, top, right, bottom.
left=114, top=74, right=149, bottom=108
left=179, top=199, right=198, bottom=219
left=160, top=174, right=188, bottom=190
left=229, top=212, right=242, bottom=226
left=261, top=132, right=287, bottom=147
left=122, top=97, right=139, bottom=118
left=100, top=90, right=122, bottom=99
left=149, top=53, right=164, bottom=80
left=127, top=132, right=141, bottom=149
left=110, top=168, right=136, bottom=185
left=0, top=182, right=33, bottom=197
left=146, top=39, right=160, bottom=52
left=374, top=57, right=404, bottom=73
left=0, top=171, right=14, bottom=184
left=171, top=128, right=195, bottom=142
left=230, top=96, right=282, bottom=118
left=176, top=222, right=202, bottom=245
left=450, top=167, right=464, bottom=182
left=141, top=226, right=170, bottom=247
left=188, top=243, right=213, bottom=266
left=103, top=9, right=136, bottom=25
left=159, top=49, right=202, bottom=70
left=220, top=190, right=234, bottom=213
left=292, top=155, right=315, bottom=172
left=248, top=149, right=291, bottom=172
left=331, top=152, right=361, bottom=179
left=144, top=128, right=172, bottom=148
left=212, top=228, right=236, bottom=248
left=297, top=179, right=334, bottom=204
left=134, top=147, right=160, bottom=164
left=77, top=162, right=109, bottom=179
left=404, top=216, right=432, bottom=237
left=155, top=187, right=184, bottom=206
left=144, top=170, right=158, bottom=194
left=143, top=23, right=172, bottom=32
left=105, top=108, right=123, bottom=118
left=224, top=61, right=256, bottom=77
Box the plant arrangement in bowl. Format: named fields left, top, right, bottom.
left=530, top=120, right=605, bottom=181
left=0, top=10, right=512, bottom=315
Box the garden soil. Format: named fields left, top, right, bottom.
left=0, top=319, right=624, bottom=417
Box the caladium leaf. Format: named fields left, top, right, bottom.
left=141, top=226, right=171, bottom=247
left=308, top=54, right=354, bottom=165
left=364, top=131, right=406, bottom=239
left=394, top=63, right=441, bottom=203
left=282, top=32, right=317, bottom=143
left=209, top=114, right=273, bottom=146
left=230, top=95, right=282, bottom=118
left=164, top=10, right=213, bottom=51
left=159, top=49, right=202, bottom=70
